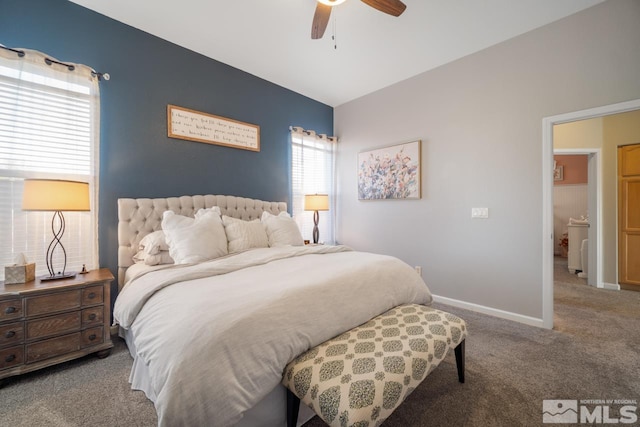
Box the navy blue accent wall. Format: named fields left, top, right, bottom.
left=1, top=0, right=333, bottom=295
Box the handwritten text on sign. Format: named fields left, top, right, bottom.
left=167, top=105, right=260, bottom=152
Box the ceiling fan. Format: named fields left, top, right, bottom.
left=312, top=0, right=407, bottom=39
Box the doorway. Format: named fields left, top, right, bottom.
left=552, top=151, right=596, bottom=287
left=541, top=98, right=640, bottom=329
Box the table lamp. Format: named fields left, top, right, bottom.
left=22, top=179, right=90, bottom=281
left=304, top=194, right=329, bottom=244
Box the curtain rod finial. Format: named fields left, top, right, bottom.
left=91, top=71, right=110, bottom=81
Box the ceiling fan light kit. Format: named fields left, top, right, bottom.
left=318, top=0, right=347, bottom=5
left=311, top=0, right=406, bottom=40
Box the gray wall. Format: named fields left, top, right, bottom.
left=334, top=0, right=640, bottom=320
left=0, top=0, right=333, bottom=299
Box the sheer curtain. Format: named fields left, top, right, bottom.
left=0, top=47, right=100, bottom=280
left=290, top=126, right=336, bottom=244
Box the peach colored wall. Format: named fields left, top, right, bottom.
left=553, top=154, right=588, bottom=186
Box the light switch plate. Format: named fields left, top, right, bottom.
left=471, top=207, right=489, bottom=219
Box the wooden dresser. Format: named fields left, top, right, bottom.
left=0, top=268, right=114, bottom=383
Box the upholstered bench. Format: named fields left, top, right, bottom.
left=282, top=304, right=467, bottom=427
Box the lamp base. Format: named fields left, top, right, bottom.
left=40, top=272, right=77, bottom=282
left=312, top=210, right=320, bottom=244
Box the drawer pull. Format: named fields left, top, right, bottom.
left=88, top=313, right=97, bottom=321
left=5, top=306, right=17, bottom=314
left=5, top=354, right=16, bottom=363
left=88, top=334, right=97, bottom=341
left=5, top=330, right=16, bottom=338
left=88, top=292, right=96, bottom=299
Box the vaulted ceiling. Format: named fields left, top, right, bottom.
left=69, top=0, right=604, bottom=107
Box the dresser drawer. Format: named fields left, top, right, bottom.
left=26, top=311, right=81, bottom=340
left=82, top=286, right=103, bottom=306
left=26, top=290, right=81, bottom=317
left=82, top=306, right=103, bottom=326
left=26, top=332, right=81, bottom=363
left=0, top=322, right=24, bottom=347
left=0, top=299, right=23, bottom=321
left=81, top=326, right=104, bottom=348
left=0, top=345, right=24, bottom=370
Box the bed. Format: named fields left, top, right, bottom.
left=114, top=194, right=433, bottom=426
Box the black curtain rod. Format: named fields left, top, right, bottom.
left=289, top=126, right=336, bottom=141
left=289, top=126, right=317, bottom=136
left=0, top=44, right=109, bottom=81
left=44, top=56, right=75, bottom=71
left=0, top=45, right=25, bottom=57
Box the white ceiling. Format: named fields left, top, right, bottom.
left=69, top=0, right=604, bottom=107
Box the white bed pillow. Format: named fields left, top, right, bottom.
left=133, top=250, right=174, bottom=266
left=161, top=210, right=228, bottom=264
left=195, top=206, right=222, bottom=219
left=261, top=211, right=304, bottom=247
left=138, top=230, right=169, bottom=255
left=222, top=215, right=269, bottom=254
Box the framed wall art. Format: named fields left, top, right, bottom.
left=554, top=165, right=564, bottom=181
left=358, top=140, right=421, bottom=200
left=167, top=104, right=260, bottom=152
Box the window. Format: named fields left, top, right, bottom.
left=290, top=126, right=336, bottom=244
left=0, top=48, right=100, bottom=280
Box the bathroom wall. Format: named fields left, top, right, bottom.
left=554, top=155, right=588, bottom=186
left=553, top=155, right=588, bottom=255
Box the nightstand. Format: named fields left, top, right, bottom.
left=0, top=268, right=114, bottom=383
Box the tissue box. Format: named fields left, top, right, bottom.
left=4, top=263, right=36, bottom=284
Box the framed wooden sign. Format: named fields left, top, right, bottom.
left=167, top=104, right=260, bottom=152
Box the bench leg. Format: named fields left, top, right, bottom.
left=286, top=389, right=300, bottom=427
left=454, top=339, right=465, bottom=383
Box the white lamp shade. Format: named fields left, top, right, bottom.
left=22, top=179, right=90, bottom=211
left=304, top=194, right=329, bottom=211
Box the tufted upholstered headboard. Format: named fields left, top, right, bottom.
left=117, top=194, right=287, bottom=290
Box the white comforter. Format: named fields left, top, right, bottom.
left=114, top=245, right=432, bottom=426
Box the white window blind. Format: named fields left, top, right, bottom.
left=290, top=126, right=336, bottom=244
left=0, top=48, right=99, bottom=280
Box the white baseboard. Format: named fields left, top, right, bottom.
left=432, top=294, right=545, bottom=328
left=603, top=282, right=620, bottom=290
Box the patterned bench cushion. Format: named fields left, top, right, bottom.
left=282, top=304, right=467, bottom=427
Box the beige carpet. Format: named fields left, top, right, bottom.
left=1, top=260, right=638, bottom=426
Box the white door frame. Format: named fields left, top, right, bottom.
left=541, top=98, right=640, bottom=329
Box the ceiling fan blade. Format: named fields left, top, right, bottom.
left=311, top=2, right=332, bottom=39
left=360, top=0, right=406, bottom=17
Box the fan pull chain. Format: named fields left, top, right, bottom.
left=332, top=10, right=338, bottom=49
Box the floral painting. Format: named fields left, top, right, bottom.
left=358, top=140, right=421, bottom=200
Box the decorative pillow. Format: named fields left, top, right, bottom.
left=222, top=215, right=269, bottom=254
left=133, top=250, right=174, bottom=266
left=261, top=211, right=304, bottom=247
left=138, top=230, right=169, bottom=255
left=161, top=210, right=228, bottom=264
left=195, top=206, right=222, bottom=219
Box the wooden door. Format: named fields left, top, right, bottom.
left=618, top=143, right=640, bottom=290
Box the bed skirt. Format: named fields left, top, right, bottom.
left=121, top=328, right=314, bottom=426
